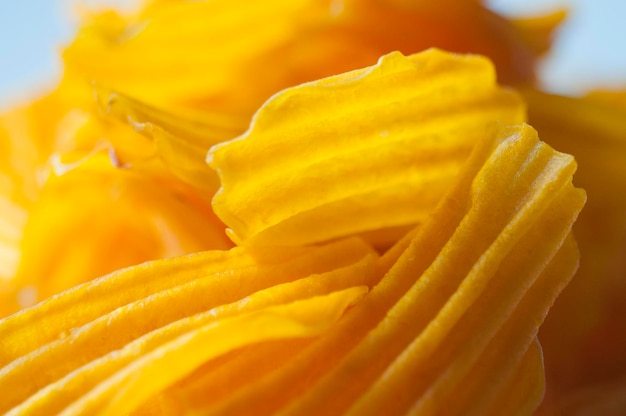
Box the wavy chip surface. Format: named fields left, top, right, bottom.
left=200, top=124, right=584, bottom=416
left=0, top=238, right=376, bottom=414
left=0, top=126, right=584, bottom=415
left=0, top=50, right=585, bottom=416
left=209, top=50, right=525, bottom=248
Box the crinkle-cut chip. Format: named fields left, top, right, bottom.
left=94, top=87, right=247, bottom=194
left=0, top=236, right=373, bottom=369
left=522, top=89, right=626, bottom=400
left=209, top=49, right=525, bottom=248
left=1, top=248, right=377, bottom=414
left=124, top=255, right=377, bottom=413
left=7, top=151, right=232, bottom=312
left=362, top=233, right=579, bottom=416
left=444, top=241, right=576, bottom=415
left=0, top=239, right=380, bottom=413
left=20, top=287, right=366, bottom=416
left=274, top=125, right=583, bottom=416
left=197, top=125, right=584, bottom=415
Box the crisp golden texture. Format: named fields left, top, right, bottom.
left=187, top=125, right=583, bottom=415
left=209, top=50, right=525, bottom=248
left=0, top=0, right=613, bottom=410
left=0, top=238, right=376, bottom=414
left=0, top=40, right=587, bottom=414
left=63, top=287, right=369, bottom=416
left=0, top=123, right=583, bottom=415
left=1, top=0, right=563, bottom=314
